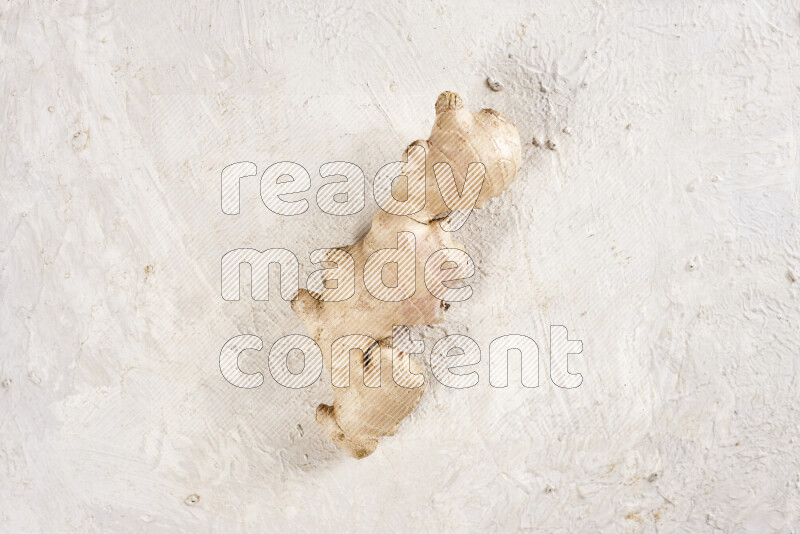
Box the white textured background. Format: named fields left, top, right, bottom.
left=2, top=1, right=800, bottom=532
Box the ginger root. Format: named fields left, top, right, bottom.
left=292, top=91, right=522, bottom=458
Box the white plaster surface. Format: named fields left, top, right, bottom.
left=2, top=1, right=800, bottom=532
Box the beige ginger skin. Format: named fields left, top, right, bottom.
left=292, top=91, right=522, bottom=458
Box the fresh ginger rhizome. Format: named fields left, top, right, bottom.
left=219, top=92, right=583, bottom=458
